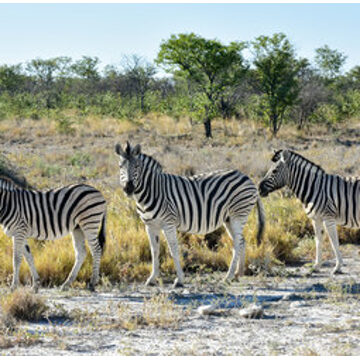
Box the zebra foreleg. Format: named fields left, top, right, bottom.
left=11, top=235, right=25, bottom=291
left=60, top=227, right=87, bottom=291
left=162, top=226, right=185, bottom=288
left=323, top=219, right=344, bottom=275
left=88, top=239, right=102, bottom=291
left=224, top=218, right=245, bottom=281
left=145, top=225, right=161, bottom=286
left=23, top=240, right=40, bottom=292
left=311, top=218, right=325, bottom=272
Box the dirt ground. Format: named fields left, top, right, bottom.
left=1, top=118, right=360, bottom=355
left=1, top=243, right=359, bottom=356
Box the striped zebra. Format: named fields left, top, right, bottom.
left=259, top=148, right=358, bottom=275
left=115, top=141, right=265, bottom=287
left=0, top=175, right=107, bottom=292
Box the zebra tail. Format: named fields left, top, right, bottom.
left=98, top=211, right=107, bottom=255
left=256, top=197, right=266, bottom=246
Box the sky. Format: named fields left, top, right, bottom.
left=0, top=3, right=359, bottom=73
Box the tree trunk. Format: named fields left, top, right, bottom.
left=203, top=118, right=212, bottom=138
left=271, top=112, right=278, bottom=136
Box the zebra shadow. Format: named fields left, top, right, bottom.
left=168, top=292, right=283, bottom=310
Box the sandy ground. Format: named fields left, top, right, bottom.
left=1, top=243, right=359, bottom=356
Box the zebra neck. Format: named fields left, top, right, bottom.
left=133, top=169, right=163, bottom=208
left=0, top=188, right=18, bottom=224
left=288, top=160, right=324, bottom=205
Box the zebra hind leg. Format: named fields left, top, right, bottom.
left=60, top=227, right=87, bottom=291
left=323, top=219, right=344, bottom=275
left=11, top=235, right=26, bottom=291
left=224, top=217, right=247, bottom=282
left=23, top=240, right=40, bottom=292
left=85, top=230, right=103, bottom=292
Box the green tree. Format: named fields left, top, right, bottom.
left=315, top=45, right=347, bottom=80
left=0, top=64, right=25, bottom=94
left=71, top=56, right=100, bottom=81
left=252, top=33, right=303, bottom=135
left=156, top=33, right=247, bottom=137
left=26, top=56, right=72, bottom=109
left=121, top=55, right=156, bottom=113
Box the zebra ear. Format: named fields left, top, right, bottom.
left=271, top=149, right=281, bottom=162
left=281, top=149, right=290, bottom=161
left=115, top=143, right=126, bottom=157
left=125, top=141, right=131, bottom=156
left=132, top=144, right=141, bottom=157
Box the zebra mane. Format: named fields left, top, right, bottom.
left=140, top=153, right=163, bottom=173
left=288, top=150, right=325, bottom=173
left=0, top=156, right=32, bottom=190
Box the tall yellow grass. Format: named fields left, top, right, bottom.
left=0, top=113, right=358, bottom=288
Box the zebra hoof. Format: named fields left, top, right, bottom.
left=60, top=284, right=69, bottom=292
left=87, top=283, right=96, bottom=292
left=145, top=277, right=158, bottom=287
left=331, top=268, right=344, bottom=276
left=305, top=266, right=320, bottom=277
left=172, top=278, right=184, bottom=288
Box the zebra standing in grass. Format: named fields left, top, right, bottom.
left=115, top=141, right=265, bottom=287
left=259, top=148, right=360, bottom=275
left=0, top=174, right=107, bottom=291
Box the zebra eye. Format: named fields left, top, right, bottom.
left=119, top=160, right=127, bottom=168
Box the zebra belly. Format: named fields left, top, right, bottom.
left=176, top=214, right=226, bottom=235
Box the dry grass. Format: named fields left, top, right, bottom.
left=0, top=113, right=359, bottom=288
left=116, top=294, right=188, bottom=330
left=1, top=289, right=48, bottom=321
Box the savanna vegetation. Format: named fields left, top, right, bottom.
left=0, top=31, right=359, bottom=289
left=0, top=32, right=359, bottom=139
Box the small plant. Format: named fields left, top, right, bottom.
left=116, top=294, right=188, bottom=330
left=1, top=289, right=48, bottom=322
left=56, top=118, right=76, bottom=135
left=69, top=152, right=91, bottom=167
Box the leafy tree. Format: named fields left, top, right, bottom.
left=0, top=64, right=25, bottom=94
left=71, top=56, right=100, bottom=81
left=26, top=57, right=72, bottom=109
left=121, top=55, right=156, bottom=112
left=315, top=45, right=347, bottom=80
left=156, top=33, right=247, bottom=137
left=70, top=56, right=100, bottom=97
left=346, top=66, right=360, bottom=90
left=292, top=65, right=329, bottom=129
left=252, top=33, right=303, bottom=135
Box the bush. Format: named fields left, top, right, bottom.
left=338, top=89, right=360, bottom=118
left=1, top=290, right=48, bottom=321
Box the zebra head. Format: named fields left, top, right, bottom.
left=115, top=141, right=142, bottom=196
left=259, top=149, right=291, bottom=197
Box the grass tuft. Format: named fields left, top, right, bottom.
left=1, top=289, right=48, bottom=321
left=117, top=294, right=188, bottom=330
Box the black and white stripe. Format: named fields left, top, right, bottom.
left=0, top=176, right=107, bottom=291
left=259, top=149, right=357, bottom=274
left=115, top=142, right=265, bottom=287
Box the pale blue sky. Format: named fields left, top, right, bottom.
left=0, top=3, right=359, bottom=73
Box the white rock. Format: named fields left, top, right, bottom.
left=239, top=304, right=264, bottom=319
left=197, top=304, right=217, bottom=316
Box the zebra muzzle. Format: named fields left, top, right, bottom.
left=124, top=182, right=135, bottom=195
left=258, top=182, right=269, bottom=197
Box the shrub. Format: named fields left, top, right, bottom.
left=1, top=290, right=48, bottom=321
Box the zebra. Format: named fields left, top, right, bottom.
left=259, top=148, right=358, bottom=275
left=0, top=175, right=107, bottom=292
left=115, top=141, right=265, bottom=287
